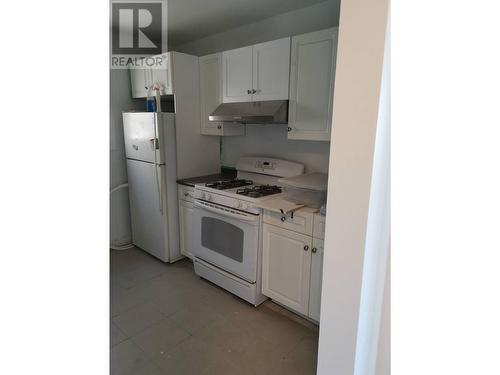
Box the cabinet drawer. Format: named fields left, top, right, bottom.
left=263, top=209, right=313, bottom=236
left=313, top=214, right=326, bottom=239
left=177, top=185, right=195, bottom=203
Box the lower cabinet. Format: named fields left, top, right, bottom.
left=178, top=185, right=194, bottom=259
left=262, top=222, right=324, bottom=320
left=308, top=238, right=324, bottom=321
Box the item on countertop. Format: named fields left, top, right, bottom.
left=279, top=172, right=328, bottom=209
left=146, top=96, right=156, bottom=112
left=151, top=82, right=163, bottom=113
left=256, top=197, right=305, bottom=215
left=320, top=203, right=327, bottom=216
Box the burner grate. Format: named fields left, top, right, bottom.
left=236, top=185, right=282, bottom=198
left=205, top=179, right=253, bottom=190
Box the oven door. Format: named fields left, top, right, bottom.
left=193, top=200, right=260, bottom=283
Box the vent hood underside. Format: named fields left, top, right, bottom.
left=209, top=100, right=288, bottom=124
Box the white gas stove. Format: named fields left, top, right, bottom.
left=193, top=157, right=304, bottom=213
left=191, top=157, right=304, bottom=306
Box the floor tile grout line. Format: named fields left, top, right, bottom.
left=111, top=249, right=319, bottom=375
left=113, top=338, right=170, bottom=375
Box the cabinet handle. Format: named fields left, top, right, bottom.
left=247, top=89, right=252, bottom=94
left=304, top=245, right=309, bottom=251
left=217, top=125, right=222, bottom=129
left=184, top=192, right=189, bottom=197
left=287, top=127, right=292, bottom=132
left=311, top=247, right=317, bottom=254
left=280, top=216, right=286, bottom=222
left=252, top=89, right=257, bottom=94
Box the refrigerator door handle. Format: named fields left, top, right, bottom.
left=153, top=116, right=163, bottom=215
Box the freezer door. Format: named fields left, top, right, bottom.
left=126, top=158, right=169, bottom=262
left=123, top=112, right=165, bottom=164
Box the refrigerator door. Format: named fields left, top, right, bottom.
left=123, top=112, right=165, bottom=164
left=126, top=158, right=169, bottom=262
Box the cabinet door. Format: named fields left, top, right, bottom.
left=288, top=28, right=338, bottom=141
left=252, top=37, right=290, bottom=101
left=150, top=53, right=173, bottom=95
left=262, top=224, right=312, bottom=315
left=179, top=199, right=194, bottom=259
left=222, top=46, right=253, bottom=103
left=199, top=53, right=224, bottom=135
left=308, top=238, right=324, bottom=321
left=129, top=65, right=150, bottom=98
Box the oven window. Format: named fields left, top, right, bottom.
left=201, top=217, right=244, bottom=262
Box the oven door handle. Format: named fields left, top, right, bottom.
left=194, top=200, right=260, bottom=223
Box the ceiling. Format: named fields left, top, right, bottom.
left=167, top=0, right=332, bottom=47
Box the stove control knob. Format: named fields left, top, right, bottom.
left=240, top=203, right=248, bottom=210
left=198, top=192, right=205, bottom=200
left=233, top=201, right=241, bottom=209
left=206, top=193, right=212, bottom=201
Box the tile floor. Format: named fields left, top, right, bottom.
left=111, top=247, right=319, bottom=375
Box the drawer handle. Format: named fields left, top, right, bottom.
left=304, top=245, right=309, bottom=251
left=311, top=247, right=317, bottom=254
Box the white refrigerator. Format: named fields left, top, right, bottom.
left=122, top=112, right=181, bottom=263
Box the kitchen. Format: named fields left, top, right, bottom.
left=110, top=1, right=382, bottom=374
left=9, top=0, right=499, bottom=372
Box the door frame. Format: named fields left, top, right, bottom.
left=317, top=1, right=390, bottom=375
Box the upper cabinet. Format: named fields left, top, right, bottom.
left=199, top=53, right=244, bottom=136
left=252, top=38, right=291, bottom=101
left=129, top=53, right=173, bottom=98
left=222, top=37, right=290, bottom=103
left=222, top=46, right=254, bottom=103
left=129, top=68, right=150, bottom=98
left=288, top=28, right=338, bottom=141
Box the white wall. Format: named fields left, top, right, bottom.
left=174, top=0, right=339, bottom=172
left=221, top=124, right=330, bottom=173
left=353, top=15, right=390, bottom=374
left=317, top=0, right=390, bottom=374
left=375, top=257, right=390, bottom=375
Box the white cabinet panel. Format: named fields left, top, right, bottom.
left=129, top=53, right=172, bottom=98
left=129, top=67, right=149, bottom=98
left=263, top=208, right=314, bottom=236
left=150, top=54, right=172, bottom=95
left=288, top=28, right=338, bottom=141
left=222, top=38, right=291, bottom=103
left=262, top=224, right=312, bottom=315
left=179, top=199, right=194, bottom=259
left=308, top=238, right=324, bottom=321
left=222, top=46, right=253, bottom=103
left=199, top=53, right=244, bottom=136
left=200, top=53, right=223, bottom=134
left=313, top=213, right=326, bottom=240
left=252, top=37, right=290, bottom=101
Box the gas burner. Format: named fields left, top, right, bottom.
left=205, top=179, right=254, bottom=190
left=236, top=185, right=282, bottom=198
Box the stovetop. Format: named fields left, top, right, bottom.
left=205, top=179, right=254, bottom=190
left=236, top=185, right=282, bottom=198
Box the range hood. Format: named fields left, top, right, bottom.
left=209, top=100, right=288, bottom=124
